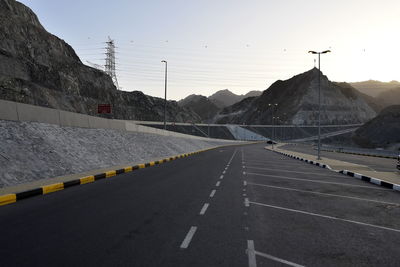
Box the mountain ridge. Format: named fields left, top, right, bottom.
left=349, top=80, right=400, bottom=97
left=0, top=0, right=200, bottom=122
left=215, top=68, right=377, bottom=125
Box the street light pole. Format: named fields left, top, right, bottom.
left=269, top=103, right=278, bottom=150
left=308, top=50, right=331, bottom=160
left=161, top=60, right=168, bottom=130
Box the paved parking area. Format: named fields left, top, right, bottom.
left=242, top=146, right=400, bottom=267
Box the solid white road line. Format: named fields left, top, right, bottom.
left=216, top=181, right=221, bottom=187
left=247, top=240, right=257, bottom=267
left=246, top=172, right=389, bottom=190
left=245, top=166, right=340, bottom=177
left=244, top=198, right=250, bottom=207
left=254, top=251, right=305, bottom=267
left=247, top=182, right=400, bottom=206
left=199, top=203, right=209, bottom=215
left=249, top=200, right=400, bottom=233
left=210, top=189, right=216, bottom=198
left=180, top=226, right=197, bottom=249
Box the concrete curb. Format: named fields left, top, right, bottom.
left=270, top=149, right=332, bottom=170
left=268, top=148, right=400, bottom=193
left=338, top=170, right=400, bottom=192
left=322, top=148, right=397, bottom=159
left=0, top=142, right=259, bottom=207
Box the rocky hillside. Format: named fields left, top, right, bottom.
left=350, top=80, right=400, bottom=97
left=178, top=94, right=220, bottom=121
left=0, top=0, right=200, bottom=122
left=208, top=89, right=262, bottom=108
left=352, top=105, right=400, bottom=149
left=376, top=87, right=400, bottom=108
left=178, top=89, right=261, bottom=121
left=216, top=68, right=377, bottom=125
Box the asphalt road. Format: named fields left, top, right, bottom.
left=1, top=143, right=400, bottom=266
left=280, top=143, right=397, bottom=172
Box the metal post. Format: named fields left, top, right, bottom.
left=317, top=54, right=321, bottom=160
left=162, top=60, right=167, bottom=130
left=272, top=116, right=275, bottom=150
left=308, top=49, right=330, bottom=160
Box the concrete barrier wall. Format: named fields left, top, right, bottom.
left=0, top=99, right=234, bottom=142
left=59, top=110, right=90, bottom=128
left=16, top=102, right=61, bottom=125
left=0, top=100, right=18, bottom=121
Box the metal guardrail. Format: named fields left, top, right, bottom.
left=321, top=145, right=399, bottom=159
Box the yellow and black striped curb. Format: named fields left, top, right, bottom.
left=0, top=153, right=195, bottom=207
left=269, top=148, right=400, bottom=193
left=0, top=141, right=261, bottom=207
left=269, top=148, right=332, bottom=170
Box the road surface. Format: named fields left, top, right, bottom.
left=1, top=143, right=400, bottom=266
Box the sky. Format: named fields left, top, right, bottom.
left=19, top=0, right=400, bottom=100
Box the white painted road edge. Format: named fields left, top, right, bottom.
left=247, top=240, right=257, bottom=267
left=247, top=240, right=305, bottom=267
left=254, top=251, right=305, bottom=267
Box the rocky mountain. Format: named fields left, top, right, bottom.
left=0, top=0, right=200, bottom=122
left=208, top=89, right=262, bottom=108
left=334, top=82, right=384, bottom=113
left=352, top=105, right=400, bottom=149
left=178, top=94, right=219, bottom=121
left=376, top=87, right=400, bottom=108
left=216, top=68, right=377, bottom=125
left=350, top=80, right=400, bottom=97
left=178, top=89, right=262, bottom=121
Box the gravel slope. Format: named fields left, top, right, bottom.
left=0, top=120, right=238, bottom=188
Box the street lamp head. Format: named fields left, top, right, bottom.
left=308, top=51, right=317, bottom=54
left=321, top=50, right=331, bottom=54
left=161, top=60, right=167, bottom=63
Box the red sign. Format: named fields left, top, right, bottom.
left=97, top=104, right=111, bottom=114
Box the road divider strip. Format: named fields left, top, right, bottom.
left=1, top=142, right=260, bottom=207
left=270, top=148, right=400, bottom=193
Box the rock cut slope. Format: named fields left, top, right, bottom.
left=0, top=0, right=200, bottom=122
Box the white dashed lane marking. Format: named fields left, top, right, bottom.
left=199, top=203, right=209, bottom=215
left=210, top=190, right=216, bottom=198
left=244, top=198, right=250, bottom=207
left=180, top=226, right=197, bottom=249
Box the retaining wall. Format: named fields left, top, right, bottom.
left=0, top=99, right=233, bottom=142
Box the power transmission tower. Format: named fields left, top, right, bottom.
left=105, top=36, right=120, bottom=90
